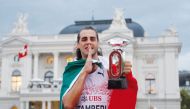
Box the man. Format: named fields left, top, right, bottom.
left=60, top=26, right=138, bottom=109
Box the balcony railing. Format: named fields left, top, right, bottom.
left=27, top=79, right=62, bottom=92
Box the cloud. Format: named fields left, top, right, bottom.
left=0, top=0, right=189, bottom=53
left=0, top=0, right=189, bottom=71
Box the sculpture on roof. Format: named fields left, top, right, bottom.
left=109, top=8, right=129, bottom=30
left=164, top=24, right=178, bottom=36
left=11, top=13, right=29, bottom=35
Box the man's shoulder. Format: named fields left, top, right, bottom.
left=98, top=56, right=109, bottom=69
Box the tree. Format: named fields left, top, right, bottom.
left=180, top=89, right=190, bottom=109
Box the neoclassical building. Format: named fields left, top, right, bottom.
left=0, top=9, right=182, bottom=109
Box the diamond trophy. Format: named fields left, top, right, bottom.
left=107, top=39, right=129, bottom=89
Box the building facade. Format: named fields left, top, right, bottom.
left=0, top=9, right=182, bottom=109
left=179, top=70, right=190, bottom=94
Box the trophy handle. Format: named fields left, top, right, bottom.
left=109, top=50, right=122, bottom=79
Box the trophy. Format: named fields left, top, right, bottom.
left=107, top=39, right=129, bottom=89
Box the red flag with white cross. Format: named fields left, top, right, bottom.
left=18, top=44, right=28, bottom=59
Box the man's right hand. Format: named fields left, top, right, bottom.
left=63, top=45, right=94, bottom=109
left=83, top=45, right=93, bottom=74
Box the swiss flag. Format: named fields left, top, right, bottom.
left=18, top=44, right=28, bottom=59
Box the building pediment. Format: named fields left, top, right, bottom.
left=0, top=37, right=30, bottom=47
left=100, top=32, right=134, bottom=45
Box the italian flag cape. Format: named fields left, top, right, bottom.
left=59, top=59, right=138, bottom=109
left=60, top=59, right=86, bottom=109
left=59, top=59, right=102, bottom=109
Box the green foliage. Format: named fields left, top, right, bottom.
left=180, top=89, right=190, bottom=109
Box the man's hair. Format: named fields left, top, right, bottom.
left=76, top=26, right=99, bottom=60
left=77, top=26, right=99, bottom=43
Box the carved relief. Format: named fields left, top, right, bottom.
left=143, top=54, right=157, bottom=64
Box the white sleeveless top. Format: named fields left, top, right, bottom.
left=76, top=57, right=111, bottom=109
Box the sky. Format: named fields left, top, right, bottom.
left=0, top=0, right=189, bottom=70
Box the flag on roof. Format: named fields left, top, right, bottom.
left=18, top=44, right=28, bottom=59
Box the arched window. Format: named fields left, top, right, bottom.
left=65, top=56, right=73, bottom=63
left=11, top=69, right=21, bottom=92
left=11, top=105, right=18, bottom=109
left=47, top=56, right=54, bottom=64
left=44, top=71, right=53, bottom=83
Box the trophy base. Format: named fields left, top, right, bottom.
left=108, top=76, right=127, bottom=89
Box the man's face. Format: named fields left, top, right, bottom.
left=77, top=29, right=99, bottom=58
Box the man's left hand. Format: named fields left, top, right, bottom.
left=123, top=61, right=132, bottom=74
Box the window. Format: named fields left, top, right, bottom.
left=44, top=71, right=53, bottom=83
left=47, top=56, right=54, bottom=64
left=145, top=73, right=156, bottom=94
left=65, top=56, right=73, bottom=63
left=11, top=69, right=21, bottom=92
left=186, top=80, right=190, bottom=86
left=11, top=105, right=18, bottom=109
left=13, top=55, right=20, bottom=62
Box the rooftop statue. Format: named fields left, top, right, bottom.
left=164, top=24, right=178, bottom=36
left=109, top=8, right=129, bottom=30
left=11, top=13, right=29, bottom=35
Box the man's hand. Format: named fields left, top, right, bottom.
left=83, top=45, right=93, bottom=74
left=63, top=45, right=95, bottom=108
left=123, top=61, right=132, bottom=74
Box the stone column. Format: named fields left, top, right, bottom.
left=47, top=101, right=51, bottom=109
left=22, top=53, right=33, bottom=89
left=26, top=101, right=29, bottom=109
left=53, top=52, right=59, bottom=80
left=33, top=52, right=39, bottom=79
left=42, top=101, right=46, bottom=109
left=20, top=101, right=24, bottom=109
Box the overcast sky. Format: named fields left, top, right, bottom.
left=0, top=0, right=189, bottom=70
